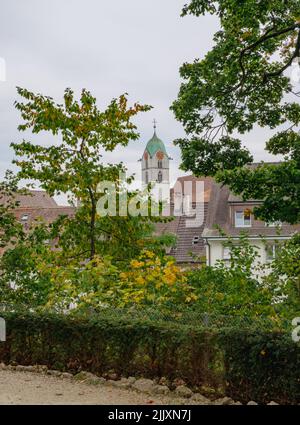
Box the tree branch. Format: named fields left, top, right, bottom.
left=263, top=30, right=300, bottom=81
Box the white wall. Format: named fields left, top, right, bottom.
left=206, top=238, right=280, bottom=277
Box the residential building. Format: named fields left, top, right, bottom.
left=202, top=179, right=300, bottom=271
left=0, top=190, right=75, bottom=255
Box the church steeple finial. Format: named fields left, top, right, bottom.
left=153, top=118, right=157, bottom=134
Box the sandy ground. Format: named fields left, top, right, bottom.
left=0, top=370, right=186, bottom=405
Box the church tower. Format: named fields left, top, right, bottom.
left=141, top=120, right=171, bottom=187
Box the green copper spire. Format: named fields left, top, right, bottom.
left=145, top=120, right=168, bottom=157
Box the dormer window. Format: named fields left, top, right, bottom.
left=235, top=210, right=251, bottom=228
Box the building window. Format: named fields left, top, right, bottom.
left=158, top=171, right=163, bottom=183
left=145, top=172, right=149, bottom=184
left=158, top=160, right=162, bottom=169
left=192, top=236, right=200, bottom=245
left=21, top=214, right=29, bottom=221
left=235, top=210, right=251, bottom=227
left=266, top=244, right=279, bottom=262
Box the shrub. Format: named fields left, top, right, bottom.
left=0, top=311, right=299, bottom=404
left=0, top=311, right=221, bottom=389
left=220, top=328, right=300, bottom=404
left=187, top=265, right=279, bottom=319
left=1, top=251, right=197, bottom=312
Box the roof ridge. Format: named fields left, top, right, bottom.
left=12, top=206, right=74, bottom=210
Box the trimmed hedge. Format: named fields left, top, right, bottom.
left=220, top=328, right=300, bottom=404
left=0, top=311, right=299, bottom=404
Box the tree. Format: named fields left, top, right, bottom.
left=12, top=87, right=152, bottom=261
left=188, top=234, right=281, bottom=320
left=0, top=170, right=24, bottom=248
left=43, top=250, right=195, bottom=313
left=0, top=222, right=55, bottom=307
left=268, top=233, right=300, bottom=317
left=172, top=0, right=300, bottom=223
left=1, top=87, right=177, bottom=309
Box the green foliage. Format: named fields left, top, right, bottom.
left=220, top=328, right=300, bottom=404
left=173, top=1, right=300, bottom=223
left=0, top=228, right=296, bottom=322
left=116, top=251, right=197, bottom=308
left=0, top=310, right=299, bottom=404
left=187, top=234, right=280, bottom=319
left=40, top=255, right=120, bottom=312
left=0, top=311, right=222, bottom=390
left=0, top=248, right=192, bottom=312
left=0, top=87, right=178, bottom=311
left=273, top=233, right=300, bottom=283
left=12, top=87, right=152, bottom=260
left=0, top=222, right=56, bottom=306
left=0, top=171, right=24, bottom=248
left=219, top=161, right=300, bottom=224
left=267, top=233, right=300, bottom=316
left=175, top=136, right=252, bottom=177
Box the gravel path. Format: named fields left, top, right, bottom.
left=0, top=370, right=186, bottom=405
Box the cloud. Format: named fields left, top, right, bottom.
left=0, top=0, right=278, bottom=204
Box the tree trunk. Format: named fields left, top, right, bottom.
left=89, top=189, right=96, bottom=261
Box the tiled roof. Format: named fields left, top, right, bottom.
left=14, top=206, right=75, bottom=227
left=154, top=176, right=213, bottom=263
left=0, top=189, right=75, bottom=230
left=169, top=203, right=209, bottom=263
left=203, top=181, right=300, bottom=239
left=171, top=175, right=213, bottom=204
left=228, top=194, right=261, bottom=203
left=154, top=203, right=209, bottom=263
left=0, top=190, right=75, bottom=255
left=1, top=190, right=58, bottom=208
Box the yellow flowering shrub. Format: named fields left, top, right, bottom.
left=34, top=251, right=196, bottom=312
left=116, top=250, right=197, bottom=307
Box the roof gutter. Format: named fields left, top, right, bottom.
left=203, top=235, right=293, bottom=242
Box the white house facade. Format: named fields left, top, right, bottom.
left=202, top=180, right=300, bottom=274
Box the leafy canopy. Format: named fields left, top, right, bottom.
left=0, top=88, right=177, bottom=309
left=173, top=0, right=300, bottom=223
left=188, top=233, right=281, bottom=319
left=12, top=87, right=154, bottom=260
left=0, top=171, right=24, bottom=248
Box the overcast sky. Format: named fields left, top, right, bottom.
left=0, top=0, right=278, bottom=204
